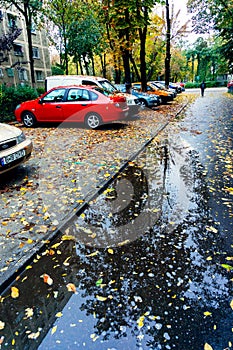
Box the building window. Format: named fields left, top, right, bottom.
left=7, top=13, right=17, bottom=28
left=31, top=22, right=36, bottom=34
left=6, top=68, right=14, bottom=77
left=0, top=68, right=3, bottom=78
left=36, top=71, right=43, bottom=81
left=32, top=47, right=40, bottom=59
left=13, top=43, right=23, bottom=56
left=18, top=68, right=28, bottom=81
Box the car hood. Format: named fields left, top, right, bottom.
left=0, top=123, right=21, bottom=142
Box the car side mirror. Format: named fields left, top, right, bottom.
left=38, top=98, right=43, bottom=104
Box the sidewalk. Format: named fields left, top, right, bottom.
left=0, top=94, right=191, bottom=290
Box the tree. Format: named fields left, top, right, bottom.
left=187, top=0, right=233, bottom=72
left=0, top=25, right=22, bottom=64
left=0, top=0, right=43, bottom=87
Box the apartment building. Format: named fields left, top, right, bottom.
left=0, top=6, right=51, bottom=88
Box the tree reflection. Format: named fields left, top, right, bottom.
left=0, top=143, right=232, bottom=349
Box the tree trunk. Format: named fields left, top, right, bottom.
left=165, top=0, right=171, bottom=88
left=23, top=3, right=35, bottom=88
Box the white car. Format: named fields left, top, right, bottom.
left=0, top=123, right=32, bottom=174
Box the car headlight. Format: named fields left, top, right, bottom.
left=16, top=131, right=26, bottom=144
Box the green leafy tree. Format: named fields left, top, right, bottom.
left=67, top=5, right=105, bottom=76
left=187, top=0, right=233, bottom=72
left=0, top=0, right=43, bottom=87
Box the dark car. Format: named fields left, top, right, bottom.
left=115, top=84, right=161, bottom=108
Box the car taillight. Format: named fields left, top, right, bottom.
left=109, top=94, right=127, bottom=103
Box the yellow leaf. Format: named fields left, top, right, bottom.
left=11, top=286, right=19, bottom=299
left=61, top=235, right=76, bottom=241
left=51, top=326, right=57, bottom=335
left=55, top=312, right=63, bottom=318
left=230, top=299, right=233, bottom=310
left=86, top=251, right=99, bottom=257
left=108, top=248, right=114, bottom=254
left=206, top=226, right=218, bottom=233
left=96, top=295, right=107, bottom=301
left=204, top=311, right=212, bottom=317
left=206, top=256, right=212, bottom=261
left=27, top=239, right=33, bottom=244
left=137, top=315, right=145, bottom=329
left=25, top=308, right=34, bottom=319
left=204, top=343, right=213, bottom=350
left=0, top=321, right=5, bottom=330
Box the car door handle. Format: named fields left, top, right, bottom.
left=56, top=105, right=61, bottom=108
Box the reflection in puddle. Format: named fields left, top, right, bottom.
left=0, top=138, right=232, bottom=350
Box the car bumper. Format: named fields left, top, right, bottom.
left=0, top=139, right=33, bottom=174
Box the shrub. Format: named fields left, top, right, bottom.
left=0, top=85, right=38, bottom=122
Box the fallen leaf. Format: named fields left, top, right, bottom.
left=66, top=283, right=76, bottom=293
left=204, top=343, right=213, bottom=350
left=41, top=273, right=53, bottom=285
left=11, top=286, right=19, bottom=299
left=96, top=295, right=107, bottom=301
left=0, top=321, right=5, bottom=330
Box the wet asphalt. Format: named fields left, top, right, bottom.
left=0, top=87, right=232, bottom=350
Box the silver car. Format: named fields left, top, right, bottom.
left=0, top=123, right=32, bottom=174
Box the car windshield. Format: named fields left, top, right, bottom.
left=99, top=80, right=117, bottom=93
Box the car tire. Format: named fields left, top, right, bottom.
left=22, top=112, right=37, bottom=127
left=85, top=113, right=102, bottom=129
left=138, top=99, right=148, bottom=108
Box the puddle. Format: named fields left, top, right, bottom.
left=0, top=135, right=232, bottom=350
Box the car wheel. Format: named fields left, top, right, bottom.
left=138, top=99, right=148, bottom=108
left=22, top=112, right=37, bottom=127
left=85, top=113, right=102, bottom=129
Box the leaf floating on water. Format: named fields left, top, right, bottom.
left=51, top=325, right=57, bottom=335
left=96, top=278, right=103, bottom=287
left=25, top=308, right=34, bottom=319
left=204, top=343, right=213, bottom=350
left=66, top=283, right=76, bottom=293
left=230, top=299, right=233, bottom=310
left=0, top=321, right=5, bottom=330
left=11, top=286, right=19, bottom=299
left=41, top=273, right=53, bottom=285
left=61, top=235, right=76, bottom=241
left=96, top=295, right=107, bottom=301
left=107, top=248, right=114, bottom=254
left=220, top=263, right=233, bottom=271
left=86, top=251, right=99, bottom=257
left=204, top=311, right=212, bottom=317
left=28, top=331, right=40, bottom=339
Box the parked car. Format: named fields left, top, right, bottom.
left=0, top=123, right=32, bottom=174
left=14, top=85, right=129, bottom=129
left=115, top=84, right=161, bottom=108
left=132, top=82, right=174, bottom=104
left=152, top=81, right=182, bottom=93
left=176, top=82, right=185, bottom=91
left=149, top=81, right=177, bottom=98
left=45, top=75, right=140, bottom=117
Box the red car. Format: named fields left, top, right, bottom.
left=14, top=85, right=129, bottom=129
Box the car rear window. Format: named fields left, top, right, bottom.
left=89, top=91, right=98, bottom=101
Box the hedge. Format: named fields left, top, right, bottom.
left=185, top=80, right=227, bottom=89
left=0, top=85, right=40, bottom=122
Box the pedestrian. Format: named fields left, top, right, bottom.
left=200, top=80, right=206, bottom=97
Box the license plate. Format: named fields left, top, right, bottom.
left=1, top=149, right=26, bottom=165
